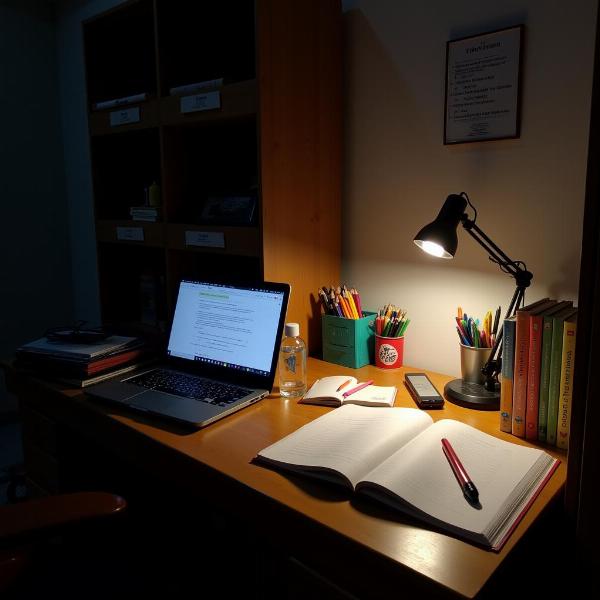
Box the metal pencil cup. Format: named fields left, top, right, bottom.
left=459, top=343, right=492, bottom=384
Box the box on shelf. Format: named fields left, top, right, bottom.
left=322, top=311, right=376, bottom=369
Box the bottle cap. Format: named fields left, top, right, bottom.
left=285, top=323, right=299, bottom=337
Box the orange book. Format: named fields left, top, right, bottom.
left=512, top=299, right=554, bottom=438
left=525, top=301, right=571, bottom=440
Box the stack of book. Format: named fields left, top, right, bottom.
left=130, top=206, right=160, bottom=222
left=16, top=335, right=151, bottom=388
left=500, top=298, right=577, bottom=450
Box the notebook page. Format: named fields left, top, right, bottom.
left=343, top=384, right=396, bottom=407
left=302, top=376, right=357, bottom=403
left=257, top=405, right=432, bottom=488
left=361, top=419, right=547, bottom=534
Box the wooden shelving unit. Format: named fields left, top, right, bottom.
left=83, top=0, right=341, bottom=354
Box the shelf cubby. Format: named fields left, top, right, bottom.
left=162, top=117, right=258, bottom=224
left=156, top=0, right=256, bottom=96
left=83, top=0, right=157, bottom=108
left=91, top=128, right=161, bottom=220
left=97, top=243, right=167, bottom=332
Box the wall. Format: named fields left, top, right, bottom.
left=0, top=0, right=72, bottom=411
left=342, top=0, right=596, bottom=376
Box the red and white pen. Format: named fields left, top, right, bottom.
left=342, top=380, right=374, bottom=398
left=441, top=438, right=479, bottom=504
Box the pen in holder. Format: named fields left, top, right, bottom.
left=445, top=342, right=498, bottom=409
left=445, top=307, right=500, bottom=409
left=372, top=304, right=410, bottom=369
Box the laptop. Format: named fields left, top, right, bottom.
left=87, top=280, right=290, bottom=427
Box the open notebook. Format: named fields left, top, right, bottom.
left=255, top=405, right=559, bottom=551
left=300, top=376, right=396, bottom=407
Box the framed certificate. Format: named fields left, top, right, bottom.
left=444, top=25, right=523, bottom=144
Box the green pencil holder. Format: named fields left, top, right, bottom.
left=322, top=311, right=376, bottom=369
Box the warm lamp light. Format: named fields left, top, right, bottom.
left=414, top=192, right=533, bottom=410
left=414, top=240, right=451, bottom=259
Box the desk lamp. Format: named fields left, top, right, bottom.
left=413, top=192, right=533, bottom=409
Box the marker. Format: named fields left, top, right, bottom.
left=342, top=380, right=374, bottom=398
left=441, top=438, right=479, bottom=504
left=336, top=379, right=352, bottom=392
left=492, top=306, right=501, bottom=336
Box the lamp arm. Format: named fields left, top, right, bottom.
left=461, top=218, right=531, bottom=282
left=460, top=216, right=533, bottom=391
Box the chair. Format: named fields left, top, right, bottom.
left=0, top=492, right=126, bottom=594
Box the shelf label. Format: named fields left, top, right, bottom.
left=185, top=231, right=225, bottom=248
left=180, top=91, right=221, bottom=114
left=116, top=226, right=144, bottom=242
left=109, top=107, right=141, bottom=127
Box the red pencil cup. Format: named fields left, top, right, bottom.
left=375, top=335, right=404, bottom=369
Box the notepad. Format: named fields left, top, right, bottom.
left=300, top=376, right=396, bottom=407
left=255, top=405, right=559, bottom=551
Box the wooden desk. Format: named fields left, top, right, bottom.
left=5, top=358, right=566, bottom=599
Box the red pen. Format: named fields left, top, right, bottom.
left=342, top=380, right=374, bottom=398
left=441, top=438, right=479, bottom=504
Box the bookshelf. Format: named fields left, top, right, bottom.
left=83, top=0, right=341, bottom=354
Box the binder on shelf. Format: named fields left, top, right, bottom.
left=94, top=92, right=147, bottom=110
left=169, top=78, right=224, bottom=96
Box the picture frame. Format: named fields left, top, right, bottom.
left=444, top=25, right=523, bottom=144
left=199, top=195, right=257, bottom=225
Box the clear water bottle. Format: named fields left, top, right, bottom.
left=279, top=323, right=307, bottom=397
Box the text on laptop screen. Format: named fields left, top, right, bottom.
left=167, top=282, right=285, bottom=376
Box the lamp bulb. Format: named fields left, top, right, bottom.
left=415, top=240, right=451, bottom=258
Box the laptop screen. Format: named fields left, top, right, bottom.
left=167, top=281, right=287, bottom=378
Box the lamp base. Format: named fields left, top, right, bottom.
left=444, top=379, right=499, bottom=410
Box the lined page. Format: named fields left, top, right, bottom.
left=360, top=419, right=549, bottom=534
left=257, top=405, right=432, bottom=487
left=301, top=376, right=357, bottom=404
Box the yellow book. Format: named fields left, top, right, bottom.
left=556, top=314, right=577, bottom=450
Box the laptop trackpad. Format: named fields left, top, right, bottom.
left=130, top=391, right=218, bottom=421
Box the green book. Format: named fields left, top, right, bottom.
left=546, top=307, right=578, bottom=445
left=538, top=302, right=573, bottom=441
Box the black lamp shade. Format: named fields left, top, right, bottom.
left=414, top=194, right=468, bottom=258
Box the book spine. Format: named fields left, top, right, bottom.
left=556, top=320, right=577, bottom=450
left=500, top=318, right=516, bottom=433
left=525, top=315, right=544, bottom=440
left=511, top=312, right=530, bottom=437
left=547, top=318, right=566, bottom=445
left=60, top=362, right=145, bottom=388
left=537, top=316, right=554, bottom=441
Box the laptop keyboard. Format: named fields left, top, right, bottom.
left=127, top=369, right=253, bottom=406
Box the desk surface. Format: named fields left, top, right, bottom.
left=10, top=358, right=566, bottom=598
